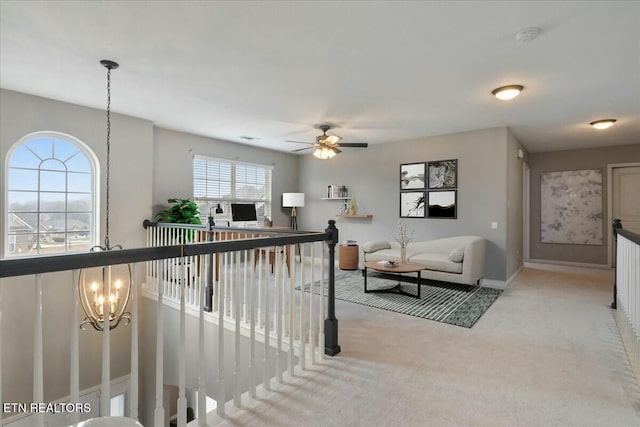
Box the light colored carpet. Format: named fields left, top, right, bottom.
left=218, top=265, right=640, bottom=427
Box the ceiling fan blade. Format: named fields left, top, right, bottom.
left=333, top=147, right=342, bottom=154
left=338, top=143, right=368, bottom=148
left=285, top=140, right=313, bottom=144
left=291, top=147, right=313, bottom=152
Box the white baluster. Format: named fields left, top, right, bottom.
left=309, top=243, right=316, bottom=365
left=288, top=244, right=295, bottom=376
left=155, top=259, right=165, bottom=426
left=234, top=251, right=241, bottom=407
left=130, top=264, right=139, bottom=420
left=178, top=257, right=187, bottom=427
left=299, top=244, right=306, bottom=370
left=249, top=249, right=257, bottom=399
left=275, top=248, right=283, bottom=384
left=258, top=248, right=263, bottom=328
left=70, top=270, right=80, bottom=425
left=34, top=274, right=44, bottom=426
left=217, top=252, right=226, bottom=417
left=198, top=253, right=207, bottom=426
left=263, top=247, right=271, bottom=392
left=101, top=267, right=111, bottom=416
left=243, top=249, right=249, bottom=323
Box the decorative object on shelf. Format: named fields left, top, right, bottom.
left=282, top=192, right=305, bottom=230
left=400, top=162, right=426, bottom=190
left=540, top=169, right=602, bottom=245
left=400, top=191, right=425, bottom=218
left=427, top=190, right=457, bottom=219
left=394, top=222, right=414, bottom=264
left=348, top=197, right=357, bottom=215
left=428, top=159, right=457, bottom=189
left=339, top=185, right=349, bottom=197
left=78, top=60, right=131, bottom=332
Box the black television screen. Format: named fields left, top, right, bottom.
left=231, top=203, right=257, bottom=221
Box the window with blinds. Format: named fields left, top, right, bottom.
left=193, top=156, right=272, bottom=225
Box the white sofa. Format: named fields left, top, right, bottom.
left=362, top=236, right=486, bottom=285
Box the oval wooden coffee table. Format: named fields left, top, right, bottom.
left=363, top=261, right=424, bottom=299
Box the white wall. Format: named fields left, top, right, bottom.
left=506, top=129, right=527, bottom=279
left=0, top=89, right=153, bottom=406
left=297, top=127, right=511, bottom=281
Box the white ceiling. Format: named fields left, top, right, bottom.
left=1, top=1, right=638, bottom=153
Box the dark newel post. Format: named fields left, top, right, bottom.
left=205, top=213, right=215, bottom=312
left=324, top=220, right=341, bottom=356
left=611, top=218, right=622, bottom=309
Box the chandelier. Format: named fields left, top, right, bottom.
left=79, top=60, right=132, bottom=331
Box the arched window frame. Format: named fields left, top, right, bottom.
left=4, top=131, right=100, bottom=258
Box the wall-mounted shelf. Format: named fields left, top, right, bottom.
left=321, top=197, right=351, bottom=200
left=336, top=214, right=373, bottom=219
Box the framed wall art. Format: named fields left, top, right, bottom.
left=540, top=169, right=602, bottom=245
left=428, top=159, right=457, bottom=189
left=400, top=162, right=426, bottom=190
left=427, top=190, right=457, bottom=219
left=400, top=191, right=426, bottom=218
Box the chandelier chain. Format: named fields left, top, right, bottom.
left=105, top=66, right=112, bottom=249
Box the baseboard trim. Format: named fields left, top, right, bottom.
left=480, top=278, right=507, bottom=290
left=506, top=265, right=524, bottom=286
left=526, top=259, right=612, bottom=271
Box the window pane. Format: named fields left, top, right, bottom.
left=68, top=172, right=91, bottom=192
left=25, top=137, right=53, bottom=160
left=67, top=193, right=92, bottom=211
left=40, top=170, right=66, bottom=191
left=8, top=168, right=38, bottom=191
left=40, top=212, right=66, bottom=232
left=67, top=212, right=92, bottom=231
left=68, top=232, right=92, bottom=252
left=7, top=233, right=38, bottom=255
left=66, top=152, right=91, bottom=173
left=8, top=213, right=38, bottom=233
left=9, top=145, right=41, bottom=168
left=40, top=192, right=66, bottom=212
left=54, top=138, right=79, bottom=161
left=41, top=158, right=66, bottom=171
left=8, top=191, right=38, bottom=212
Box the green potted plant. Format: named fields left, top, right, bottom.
left=155, top=198, right=202, bottom=241
left=155, top=198, right=202, bottom=225
left=349, top=197, right=357, bottom=215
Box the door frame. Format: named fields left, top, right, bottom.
left=523, top=162, right=530, bottom=261
left=607, top=162, right=640, bottom=266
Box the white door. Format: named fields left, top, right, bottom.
left=612, top=166, right=640, bottom=235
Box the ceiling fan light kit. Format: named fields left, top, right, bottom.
left=590, top=119, right=616, bottom=130
left=290, top=124, right=368, bottom=159
left=492, top=84, right=524, bottom=100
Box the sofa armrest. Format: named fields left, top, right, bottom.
left=363, top=241, right=391, bottom=253
left=461, top=237, right=486, bottom=284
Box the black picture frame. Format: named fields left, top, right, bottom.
left=427, top=159, right=457, bottom=189
left=427, top=190, right=457, bottom=219
left=400, top=191, right=426, bottom=218
left=400, top=162, right=426, bottom=190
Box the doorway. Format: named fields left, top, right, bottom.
left=608, top=163, right=640, bottom=266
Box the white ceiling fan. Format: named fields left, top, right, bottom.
left=286, top=125, right=368, bottom=159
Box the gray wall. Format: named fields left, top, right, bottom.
left=297, top=127, right=510, bottom=281
left=152, top=128, right=299, bottom=228
left=506, top=130, right=527, bottom=279
left=529, top=144, right=640, bottom=265
left=0, top=89, right=153, bottom=404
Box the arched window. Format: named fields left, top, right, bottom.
left=5, top=132, right=99, bottom=257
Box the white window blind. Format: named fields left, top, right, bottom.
left=193, top=156, right=272, bottom=224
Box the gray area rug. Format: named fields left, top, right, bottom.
left=301, top=271, right=502, bottom=328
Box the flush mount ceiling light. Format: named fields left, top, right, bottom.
left=590, top=119, right=617, bottom=130
left=491, top=85, right=524, bottom=100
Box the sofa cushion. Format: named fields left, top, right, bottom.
left=363, top=241, right=392, bottom=253
left=364, top=249, right=403, bottom=263
left=449, top=248, right=464, bottom=263
left=409, top=253, right=463, bottom=274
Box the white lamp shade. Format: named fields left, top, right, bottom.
left=282, top=192, right=305, bottom=208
